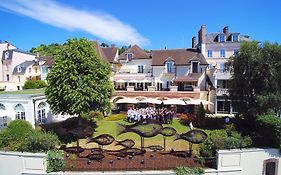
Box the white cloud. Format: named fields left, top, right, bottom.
left=0, top=0, right=150, bottom=46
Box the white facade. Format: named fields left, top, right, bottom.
left=119, top=58, right=152, bottom=74
left=0, top=94, right=69, bottom=128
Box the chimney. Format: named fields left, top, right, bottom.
left=198, top=25, right=206, bottom=44
left=192, top=36, right=196, bottom=48
left=111, top=44, right=116, bottom=48
left=223, top=26, right=229, bottom=34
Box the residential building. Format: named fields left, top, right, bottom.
left=39, top=56, right=53, bottom=81
left=194, top=25, right=252, bottom=114
left=0, top=42, right=36, bottom=91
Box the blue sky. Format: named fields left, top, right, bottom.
left=0, top=0, right=280, bottom=51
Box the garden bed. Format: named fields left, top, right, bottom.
left=65, top=149, right=200, bottom=171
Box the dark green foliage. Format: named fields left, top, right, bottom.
left=24, top=131, right=60, bottom=152
left=45, top=38, right=114, bottom=116
left=24, top=80, right=46, bottom=89
left=30, top=43, right=61, bottom=56
left=199, top=128, right=252, bottom=157
left=174, top=166, right=205, bottom=175
left=105, top=113, right=127, bottom=121
left=0, top=120, right=60, bottom=152
left=100, top=42, right=109, bottom=48
left=256, top=115, right=281, bottom=149
left=82, top=110, right=104, bottom=122
left=196, top=102, right=206, bottom=127
left=227, top=42, right=281, bottom=122
left=40, top=117, right=96, bottom=144
left=46, top=150, right=65, bottom=173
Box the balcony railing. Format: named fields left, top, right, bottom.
left=216, top=88, right=229, bottom=96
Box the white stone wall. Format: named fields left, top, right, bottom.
left=119, top=59, right=152, bottom=74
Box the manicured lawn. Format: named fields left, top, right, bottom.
left=78, top=119, right=193, bottom=151
left=0, top=88, right=45, bottom=94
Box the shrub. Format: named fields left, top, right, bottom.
left=105, top=114, right=126, bottom=121
left=200, top=129, right=252, bottom=157
left=0, top=120, right=60, bottom=152
left=174, top=166, right=205, bottom=175
left=256, top=114, right=281, bottom=149
left=82, top=110, right=104, bottom=122
left=24, top=80, right=46, bottom=89
left=46, top=150, right=65, bottom=173
left=24, top=131, right=60, bottom=152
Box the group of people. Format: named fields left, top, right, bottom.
left=127, top=107, right=175, bottom=124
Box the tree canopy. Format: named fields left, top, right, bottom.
left=227, top=41, right=281, bottom=121
left=45, top=38, right=114, bottom=116
left=30, top=43, right=61, bottom=56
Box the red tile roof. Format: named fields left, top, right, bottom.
left=102, top=47, right=118, bottom=63
left=119, top=45, right=150, bottom=60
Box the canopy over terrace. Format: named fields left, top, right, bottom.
left=113, top=74, right=153, bottom=91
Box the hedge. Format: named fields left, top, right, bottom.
left=256, top=115, right=281, bottom=149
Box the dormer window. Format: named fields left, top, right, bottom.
left=191, top=61, right=199, bottom=73
left=127, top=53, right=133, bottom=61
left=232, top=34, right=239, bottom=42
left=219, top=34, right=225, bottom=42
left=165, top=61, right=174, bottom=73
left=4, top=51, right=9, bottom=59
left=17, top=66, right=22, bottom=73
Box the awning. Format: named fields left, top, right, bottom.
left=163, top=98, right=186, bottom=105
left=116, top=98, right=139, bottom=104
left=185, top=99, right=213, bottom=105
left=139, top=98, right=162, bottom=104
left=115, top=79, right=127, bottom=83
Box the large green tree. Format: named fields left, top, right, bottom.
left=45, top=38, right=114, bottom=117
left=227, top=41, right=281, bottom=121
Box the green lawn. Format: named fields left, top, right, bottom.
left=78, top=119, right=193, bottom=151
left=0, top=88, right=45, bottom=95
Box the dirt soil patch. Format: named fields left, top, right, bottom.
left=65, top=149, right=200, bottom=171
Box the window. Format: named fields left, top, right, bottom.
left=263, top=158, right=278, bottom=175
left=29, top=68, right=32, bottom=73
left=232, top=34, right=239, bottom=42
left=220, top=49, right=226, bottom=57
left=207, top=50, right=213, bottom=57
left=37, top=102, right=47, bottom=124
left=165, top=61, right=174, bottom=73
left=0, top=116, right=7, bottom=128
left=192, top=62, right=199, bottom=73
left=220, top=63, right=225, bottom=71
left=4, top=51, right=9, bottom=59
left=219, top=35, right=225, bottom=42
left=17, top=66, right=22, bottom=73
left=18, top=76, right=20, bottom=83
left=209, top=63, right=213, bottom=69
left=6, top=74, right=9, bottom=81
left=14, top=104, right=25, bottom=120
left=0, top=103, right=6, bottom=110
left=127, top=53, right=133, bottom=61
left=233, top=49, right=239, bottom=55
left=217, top=80, right=229, bottom=88
left=138, top=65, right=144, bottom=73
left=35, top=68, right=38, bottom=73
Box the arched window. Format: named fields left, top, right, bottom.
left=14, top=104, right=25, bottom=120
left=0, top=103, right=6, bottom=110
left=37, top=102, right=46, bottom=124
left=263, top=158, right=279, bottom=175
left=0, top=103, right=7, bottom=127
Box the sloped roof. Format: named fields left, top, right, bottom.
left=41, top=56, right=54, bottom=67
left=151, top=48, right=207, bottom=66
left=205, top=33, right=252, bottom=44
left=92, top=41, right=109, bottom=63
left=173, top=73, right=203, bottom=82
left=119, top=45, right=150, bottom=60
left=2, top=49, right=35, bottom=61
left=102, top=47, right=118, bottom=63
left=13, top=60, right=36, bottom=75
